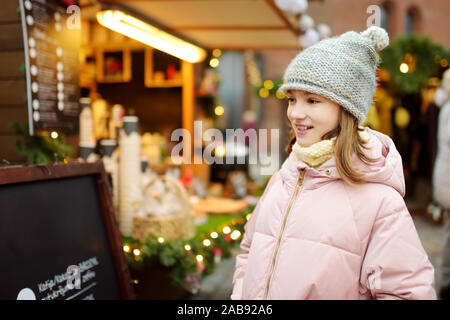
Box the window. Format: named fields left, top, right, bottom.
left=380, top=5, right=388, bottom=31
left=405, top=7, right=421, bottom=34
left=380, top=1, right=394, bottom=33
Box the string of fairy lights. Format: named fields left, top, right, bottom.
left=205, top=49, right=228, bottom=118
left=399, top=53, right=448, bottom=74
left=121, top=212, right=252, bottom=271
left=123, top=222, right=246, bottom=260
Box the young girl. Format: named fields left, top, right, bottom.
left=231, top=26, right=437, bottom=300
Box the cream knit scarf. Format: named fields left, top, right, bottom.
left=292, top=137, right=337, bottom=168
left=292, top=128, right=370, bottom=168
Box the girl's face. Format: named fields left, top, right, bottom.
left=286, top=90, right=341, bottom=147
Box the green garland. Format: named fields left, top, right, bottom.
left=121, top=205, right=254, bottom=291
left=9, top=122, right=73, bottom=164
left=256, top=34, right=450, bottom=98
left=380, top=33, right=450, bottom=95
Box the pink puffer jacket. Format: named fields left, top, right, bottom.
left=232, top=128, right=436, bottom=300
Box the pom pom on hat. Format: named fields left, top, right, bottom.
left=361, top=26, right=389, bottom=52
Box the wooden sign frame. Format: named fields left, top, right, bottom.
left=0, top=161, right=134, bottom=300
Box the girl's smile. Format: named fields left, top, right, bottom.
left=293, top=124, right=314, bottom=136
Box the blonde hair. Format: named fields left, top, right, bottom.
left=285, top=110, right=378, bottom=186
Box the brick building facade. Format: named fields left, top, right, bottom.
left=260, top=0, right=450, bottom=163
left=307, top=0, right=450, bottom=49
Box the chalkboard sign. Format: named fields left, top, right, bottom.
left=19, top=0, right=81, bottom=136
left=0, top=162, right=134, bottom=300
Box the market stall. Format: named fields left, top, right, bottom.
left=1, top=0, right=310, bottom=300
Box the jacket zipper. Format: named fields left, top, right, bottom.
left=264, top=168, right=306, bottom=300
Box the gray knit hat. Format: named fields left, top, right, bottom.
left=279, top=26, right=389, bottom=123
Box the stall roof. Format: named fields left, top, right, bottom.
left=81, top=0, right=301, bottom=50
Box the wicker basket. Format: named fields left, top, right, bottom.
left=132, top=175, right=196, bottom=242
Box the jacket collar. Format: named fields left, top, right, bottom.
left=280, top=151, right=340, bottom=192
left=279, top=127, right=406, bottom=196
